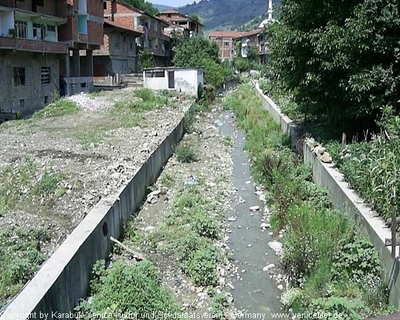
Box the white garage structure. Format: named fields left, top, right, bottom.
left=143, top=67, right=204, bottom=95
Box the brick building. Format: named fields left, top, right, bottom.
left=209, top=31, right=245, bottom=60
left=104, top=0, right=171, bottom=68
left=58, top=0, right=104, bottom=95
left=0, top=0, right=68, bottom=118
left=157, top=9, right=203, bottom=38
left=93, top=19, right=142, bottom=85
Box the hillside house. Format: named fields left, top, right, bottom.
left=104, top=1, right=171, bottom=68
left=0, top=0, right=68, bottom=118
left=233, top=29, right=269, bottom=63
left=58, top=0, right=104, bottom=96
left=93, top=19, right=142, bottom=85
left=157, top=9, right=203, bottom=38
left=209, top=31, right=245, bottom=60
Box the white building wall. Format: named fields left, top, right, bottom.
left=143, top=68, right=204, bottom=95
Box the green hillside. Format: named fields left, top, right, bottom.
left=179, top=0, right=280, bottom=31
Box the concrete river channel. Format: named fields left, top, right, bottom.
left=0, top=98, right=283, bottom=319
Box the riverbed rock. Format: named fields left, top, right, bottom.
left=260, top=223, right=271, bottom=230
left=268, top=241, right=283, bottom=255
left=249, top=206, right=260, bottom=211
left=263, top=264, right=275, bottom=272
left=320, top=152, right=333, bottom=163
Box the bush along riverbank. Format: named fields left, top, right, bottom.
left=223, top=84, right=396, bottom=319
left=74, top=103, right=236, bottom=318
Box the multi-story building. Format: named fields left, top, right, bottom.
left=104, top=0, right=171, bottom=68
left=93, top=19, right=142, bottom=85
left=157, top=9, right=203, bottom=38
left=234, top=29, right=262, bottom=58
left=58, top=0, right=104, bottom=95
left=209, top=31, right=245, bottom=60
left=0, top=0, right=68, bottom=118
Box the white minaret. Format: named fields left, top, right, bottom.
left=259, top=0, right=274, bottom=28
left=268, top=0, right=273, bottom=21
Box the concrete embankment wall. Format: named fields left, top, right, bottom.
left=0, top=105, right=195, bottom=320
left=254, top=83, right=400, bottom=308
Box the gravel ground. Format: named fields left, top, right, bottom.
left=0, top=88, right=192, bottom=255
left=110, top=101, right=239, bottom=317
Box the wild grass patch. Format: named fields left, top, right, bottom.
left=33, top=99, right=80, bottom=119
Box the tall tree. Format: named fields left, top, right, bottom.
left=268, top=0, right=400, bottom=131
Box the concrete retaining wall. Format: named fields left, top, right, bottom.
left=254, top=84, right=400, bottom=308
left=0, top=105, right=195, bottom=319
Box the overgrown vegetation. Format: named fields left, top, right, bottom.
left=325, top=107, right=400, bottom=220
left=0, top=227, right=50, bottom=307
left=76, top=260, right=181, bottom=317
left=175, top=142, right=197, bottom=163
left=32, top=99, right=80, bottom=120
left=223, top=85, right=395, bottom=318
left=267, top=0, right=400, bottom=134
left=0, top=157, right=66, bottom=213
left=172, top=36, right=232, bottom=89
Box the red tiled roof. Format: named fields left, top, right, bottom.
left=104, top=19, right=143, bottom=35
left=160, top=9, right=180, bottom=14
left=233, top=29, right=263, bottom=39
left=209, top=31, right=246, bottom=38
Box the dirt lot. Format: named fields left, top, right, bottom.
left=0, top=88, right=192, bottom=258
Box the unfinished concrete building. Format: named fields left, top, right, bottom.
left=104, top=0, right=171, bottom=69
left=58, top=0, right=104, bottom=95
left=93, top=19, right=142, bottom=85
left=0, top=0, right=68, bottom=118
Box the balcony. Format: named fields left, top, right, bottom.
left=0, top=36, right=68, bottom=54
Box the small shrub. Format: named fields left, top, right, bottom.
left=33, top=170, right=65, bottom=196
left=0, top=228, right=49, bottom=306
left=193, top=211, right=219, bottom=239
left=307, top=296, right=370, bottom=320
left=187, top=245, right=219, bottom=287
left=133, top=88, right=156, bottom=102
left=76, top=260, right=181, bottom=315
left=223, top=136, right=234, bottom=147
left=331, top=234, right=383, bottom=285
left=211, top=292, right=228, bottom=319
left=176, top=144, right=197, bottom=163
left=281, top=204, right=351, bottom=285
left=33, top=99, right=79, bottom=119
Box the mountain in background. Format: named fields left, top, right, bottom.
left=179, top=0, right=280, bottom=31
left=153, top=4, right=175, bottom=11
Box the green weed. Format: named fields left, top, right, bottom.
left=176, top=143, right=197, bottom=163
left=0, top=227, right=50, bottom=307
left=33, top=99, right=80, bottom=119
left=76, top=260, right=181, bottom=316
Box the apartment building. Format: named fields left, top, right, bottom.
left=209, top=31, right=245, bottom=60
left=234, top=29, right=269, bottom=63
left=104, top=0, right=171, bottom=68
left=58, top=0, right=104, bottom=95
left=0, top=0, right=68, bottom=118
left=157, top=9, right=203, bottom=38
left=93, top=19, right=142, bottom=85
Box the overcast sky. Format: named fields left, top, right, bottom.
left=149, top=0, right=193, bottom=7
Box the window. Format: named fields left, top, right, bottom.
left=103, top=1, right=107, bottom=9
left=44, top=96, right=49, bottom=104
left=129, top=40, right=133, bottom=50
left=123, top=36, right=126, bottom=43
left=15, top=21, right=27, bottom=38
left=115, top=35, right=119, bottom=48
left=224, top=41, right=229, bottom=47
left=20, top=99, right=25, bottom=108
left=47, top=25, right=56, bottom=32
left=33, top=23, right=45, bottom=40
left=13, top=67, right=25, bottom=86
left=41, top=67, right=50, bottom=84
